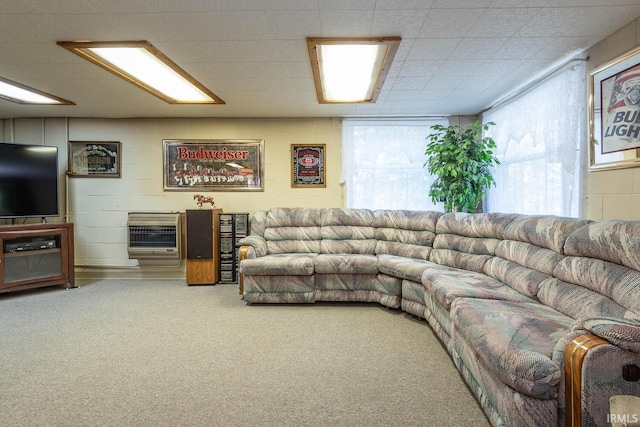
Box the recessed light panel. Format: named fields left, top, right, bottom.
left=307, top=37, right=401, bottom=103
left=0, top=76, right=74, bottom=105
left=58, top=41, right=225, bottom=105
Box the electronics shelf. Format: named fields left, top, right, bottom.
left=0, top=222, right=74, bottom=293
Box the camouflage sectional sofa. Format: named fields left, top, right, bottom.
left=238, top=207, right=640, bottom=427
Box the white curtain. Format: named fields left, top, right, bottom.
left=483, top=60, right=587, bottom=217
left=341, top=118, right=448, bottom=210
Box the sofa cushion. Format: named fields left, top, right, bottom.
left=451, top=298, right=573, bottom=399
left=553, top=256, right=640, bottom=317
left=429, top=249, right=491, bottom=273
left=422, top=265, right=534, bottom=312
left=375, top=239, right=432, bottom=260
left=264, top=226, right=321, bottom=241
left=378, top=254, right=434, bottom=282
left=432, top=233, right=499, bottom=255
left=260, top=208, right=323, bottom=254
left=435, top=212, right=520, bottom=238
left=320, top=208, right=376, bottom=254
left=266, top=240, right=322, bottom=254
left=373, top=210, right=440, bottom=259
left=494, top=240, right=563, bottom=276
left=314, top=254, right=378, bottom=275
left=266, top=207, right=323, bottom=227
left=564, top=220, right=640, bottom=271
left=372, top=209, right=441, bottom=232
left=243, top=274, right=315, bottom=294
left=315, top=274, right=400, bottom=296
left=321, top=239, right=377, bottom=254
left=537, top=278, right=640, bottom=320
left=430, top=213, right=510, bottom=274
left=239, top=254, right=316, bottom=276
left=483, top=257, right=550, bottom=299
left=501, top=215, right=591, bottom=254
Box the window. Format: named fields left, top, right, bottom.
left=341, top=119, right=448, bottom=210
left=483, top=60, right=587, bottom=217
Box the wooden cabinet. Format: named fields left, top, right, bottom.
left=0, top=222, right=74, bottom=293
left=185, top=209, right=222, bottom=285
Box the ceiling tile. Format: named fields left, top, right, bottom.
left=448, top=38, right=509, bottom=60
left=371, top=9, right=430, bottom=38
left=519, top=6, right=640, bottom=37
left=407, top=38, right=460, bottom=60
left=466, top=8, right=542, bottom=38
left=210, top=10, right=274, bottom=40
left=434, top=59, right=486, bottom=76
left=417, top=9, right=483, bottom=38
left=265, top=10, right=321, bottom=38
left=319, top=10, right=374, bottom=36
left=399, top=60, right=445, bottom=77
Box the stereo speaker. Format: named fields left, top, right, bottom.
left=186, top=209, right=213, bottom=259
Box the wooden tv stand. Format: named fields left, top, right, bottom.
left=0, top=222, right=74, bottom=293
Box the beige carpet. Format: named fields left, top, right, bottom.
left=0, top=279, right=490, bottom=427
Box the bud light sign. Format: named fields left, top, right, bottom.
left=601, top=63, right=640, bottom=154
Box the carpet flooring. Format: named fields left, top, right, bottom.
left=0, top=279, right=490, bottom=427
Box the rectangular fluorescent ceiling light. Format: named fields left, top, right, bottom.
left=307, top=37, right=401, bottom=103
left=57, top=40, right=224, bottom=105
left=0, top=76, right=74, bottom=105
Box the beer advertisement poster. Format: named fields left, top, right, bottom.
left=291, top=144, right=326, bottom=188
left=163, top=139, right=264, bottom=191
left=601, top=63, right=640, bottom=154
left=68, top=141, right=121, bottom=178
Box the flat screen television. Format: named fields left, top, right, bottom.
left=0, top=142, right=59, bottom=219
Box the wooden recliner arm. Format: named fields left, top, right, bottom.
left=564, top=333, right=609, bottom=427
left=238, top=245, right=251, bottom=295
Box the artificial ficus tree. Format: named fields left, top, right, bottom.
left=424, top=120, right=500, bottom=213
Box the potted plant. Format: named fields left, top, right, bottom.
left=424, top=120, right=499, bottom=213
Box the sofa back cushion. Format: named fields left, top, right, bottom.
left=501, top=215, right=592, bottom=254
left=482, top=215, right=592, bottom=299
left=545, top=220, right=640, bottom=318
left=430, top=213, right=514, bottom=273
left=563, top=220, right=640, bottom=271
left=320, top=208, right=377, bottom=254
left=435, top=212, right=521, bottom=238
left=373, top=210, right=441, bottom=259
left=263, top=207, right=322, bottom=254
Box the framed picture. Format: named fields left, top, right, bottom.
left=291, top=144, right=326, bottom=188
left=163, top=139, right=264, bottom=191
left=590, top=45, right=640, bottom=171
left=68, top=141, right=121, bottom=178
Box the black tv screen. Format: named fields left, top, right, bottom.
left=0, top=142, right=59, bottom=219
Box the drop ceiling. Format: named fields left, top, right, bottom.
left=1, top=0, right=640, bottom=119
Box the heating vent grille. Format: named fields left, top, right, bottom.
left=128, top=226, right=177, bottom=248
left=127, top=212, right=183, bottom=264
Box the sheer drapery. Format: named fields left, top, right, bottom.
left=341, top=119, right=448, bottom=210
left=483, top=60, right=587, bottom=217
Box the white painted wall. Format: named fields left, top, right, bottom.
left=2, top=117, right=343, bottom=267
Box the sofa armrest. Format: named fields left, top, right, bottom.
left=572, top=317, right=640, bottom=353
left=238, top=235, right=268, bottom=258
left=564, top=332, right=640, bottom=427
left=237, top=236, right=267, bottom=296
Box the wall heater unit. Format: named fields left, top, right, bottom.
left=127, top=212, right=183, bottom=266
